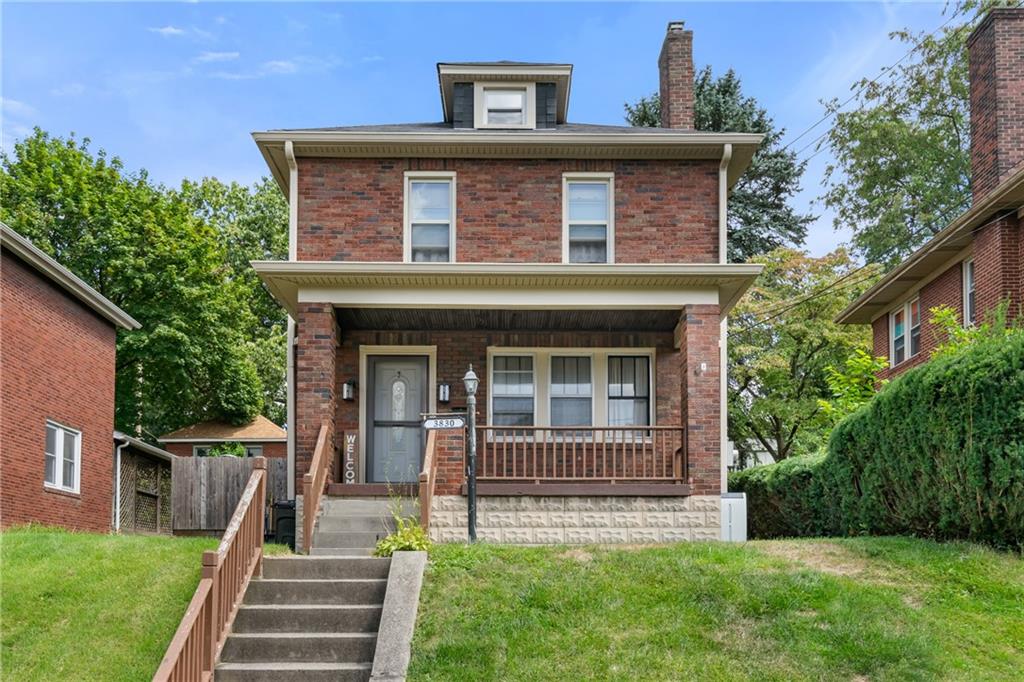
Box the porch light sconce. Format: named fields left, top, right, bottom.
left=694, top=362, right=708, bottom=377
left=342, top=380, right=357, bottom=402
left=438, top=382, right=451, bottom=404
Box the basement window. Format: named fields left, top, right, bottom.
left=45, top=421, right=80, bottom=493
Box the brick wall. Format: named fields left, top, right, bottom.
left=163, top=441, right=286, bottom=458
left=973, top=213, right=1022, bottom=321
left=968, top=8, right=1024, bottom=202
left=297, top=157, right=719, bottom=263
left=295, top=303, right=338, bottom=481
left=1, top=252, right=117, bottom=532
left=677, top=305, right=721, bottom=494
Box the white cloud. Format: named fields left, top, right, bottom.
left=1, top=97, right=37, bottom=118
left=195, top=51, right=239, bottom=64
left=208, top=55, right=339, bottom=81
left=149, top=25, right=185, bottom=37
left=360, top=55, right=384, bottom=64
left=263, top=60, right=297, bottom=75
left=50, top=83, right=86, bottom=97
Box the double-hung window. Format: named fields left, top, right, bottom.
left=491, top=356, right=535, bottom=426
left=964, top=259, right=976, bottom=326
left=474, top=83, right=535, bottom=129
left=563, top=174, right=614, bottom=264
left=405, top=172, right=455, bottom=263
left=890, top=297, right=921, bottom=367
left=608, top=356, right=651, bottom=426
left=550, top=356, right=593, bottom=426
left=45, top=421, right=80, bottom=493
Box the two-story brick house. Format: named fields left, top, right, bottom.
left=252, top=22, right=764, bottom=544
left=838, top=8, right=1023, bottom=378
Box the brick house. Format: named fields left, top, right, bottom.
left=158, top=415, right=287, bottom=458
left=838, top=8, right=1023, bottom=379
left=1, top=222, right=140, bottom=532
left=252, top=22, right=764, bottom=544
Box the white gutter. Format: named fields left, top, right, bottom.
left=718, top=143, right=733, bottom=494
left=284, top=139, right=298, bottom=499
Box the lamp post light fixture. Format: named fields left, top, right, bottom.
left=463, top=364, right=479, bottom=543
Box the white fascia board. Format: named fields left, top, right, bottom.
left=252, top=130, right=763, bottom=147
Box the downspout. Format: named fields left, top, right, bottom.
left=718, top=144, right=732, bottom=494
left=114, top=437, right=128, bottom=532
left=285, top=140, right=298, bottom=499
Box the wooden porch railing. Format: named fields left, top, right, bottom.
left=418, top=430, right=439, bottom=528
left=478, top=426, right=687, bottom=482
left=302, top=421, right=331, bottom=554
left=153, top=458, right=267, bottom=682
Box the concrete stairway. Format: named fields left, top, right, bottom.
left=311, top=497, right=415, bottom=557
left=215, top=556, right=390, bottom=682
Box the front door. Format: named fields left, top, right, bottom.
left=367, top=356, right=428, bottom=483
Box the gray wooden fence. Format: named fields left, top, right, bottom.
left=172, top=457, right=287, bottom=534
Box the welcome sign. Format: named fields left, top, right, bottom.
left=343, top=432, right=357, bottom=484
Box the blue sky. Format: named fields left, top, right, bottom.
left=2, top=1, right=949, bottom=255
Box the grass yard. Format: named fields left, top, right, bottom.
left=0, top=526, right=289, bottom=681
left=409, top=537, right=1024, bottom=681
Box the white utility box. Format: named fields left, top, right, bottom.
left=720, top=492, right=747, bottom=542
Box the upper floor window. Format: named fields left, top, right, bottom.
left=474, top=83, right=535, bottom=129
left=405, top=172, right=455, bottom=263
left=890, top=297, right=921, bottom=367
left=563, top=173, right=614, bottom=264
left=45, top=420, right=80, bottom=493
left=964, top=259, right=976, bottom=326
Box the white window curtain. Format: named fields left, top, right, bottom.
left=409, top=180, right=452, bottom=262
left=567, top=182, right=609, bottom=263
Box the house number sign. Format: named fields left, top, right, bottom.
left=422, top=414, right=466, bottom=430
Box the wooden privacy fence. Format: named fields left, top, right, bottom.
left=154, top=459, right=267, bottom=681
left=172, top=456, right=286, bottom=534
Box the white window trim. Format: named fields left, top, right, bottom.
left=486, top=347, right=655, bottom=427
left=888, top=297, right=921, bottom=368
left=474, top=82, right=536, bottom=130
left=403, top=171, right=457, bottom=264
left=245, top=445, right=263, bottom=458
left=44, top=420, right=81, bottom=494
left=562, top=172, right=615, bottom=264
left=963, top=259, right=976, bottom=327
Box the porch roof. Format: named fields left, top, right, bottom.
left=251, top=261, right=763, bottom=318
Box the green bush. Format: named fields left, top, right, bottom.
left=731, top=328, right=1024, bottom=549
left=374, top=517, right=431, bottom=557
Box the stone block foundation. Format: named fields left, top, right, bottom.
left=429, top=495, right=720, bottom=544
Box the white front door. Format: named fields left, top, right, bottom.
left=367, top=356, right=428, bottom=483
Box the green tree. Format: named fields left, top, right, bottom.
left=0, top=129, right=263, bottom=436
left=819, top=1, right=1002, bottom=265
left=728, top=248, right=878, bottom=464
left=817, top=349, right=889, bottom=426
left=625, top=66, right=813, bottom=262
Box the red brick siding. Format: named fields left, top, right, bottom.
left=163, top=441, right=286, bottom=458
left=1, top=252, right=117, bottom=532
left=658, top=23, right=694, bottom=129
left=973, top=213, right=1022, bottom=321
left=295, top=304, right=338, bottom=483
left=325, top=325, right=721, bottom=495
left=677, top=305, right=721, bottom=495
left=968, top=9, right=1024, bottom=202
left=297, top=158, right=719, bottom=264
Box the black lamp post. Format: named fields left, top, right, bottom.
left=463, top=364, right=479, bottom=543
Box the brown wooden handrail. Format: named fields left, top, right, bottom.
left=477, top=426, right=687, bottom=483
left=154, top=458, right=267, bottom=682
left=302, top=421, right=331, bottom=554
left=418, top=430, right=439, bottom=529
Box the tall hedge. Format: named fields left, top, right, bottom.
left=730, top=330, right=1024, bottom=549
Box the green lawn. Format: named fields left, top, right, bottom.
left=409, top=538, right=1024, bottom=681
left=0, top=527, right=289, bottom=681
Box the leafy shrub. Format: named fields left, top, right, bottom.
left=731, top=326, right=1024, bottom=549
left=208, top=441, right=245, bottom=457
left=374, top=516, right=431, bottom=557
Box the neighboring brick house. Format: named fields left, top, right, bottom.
left=252, top=22, right=764, bottom=543
left=158, top=415, right=287, bottom=458
left=1, top=222, right=140, bottom=532
left=838, top=8, right=1023, bottom=379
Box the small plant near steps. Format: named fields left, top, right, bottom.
left=374, top=496, right=432, bottom=557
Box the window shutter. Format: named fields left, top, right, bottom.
left=452, top=83, right=474, bottom=128
left=536, top=82, right=557, bottom=128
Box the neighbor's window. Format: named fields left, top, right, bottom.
left=550, top=356, right=593, bottom=426
left=564, top=176, right=614, bottom=264
left=406, top=174, right=455, bottom=263
left=964, top=259, right=976, bottom=326
left=909, top=298, right=921, bottom=357
left=45, top=421, right=80, bottom=493
left=608, top=356, right=651, bottom=426
left=194, top=446, right=211, bottom=457
left=890, top=297, right=922, bottom=367
left=891, top=308, right=906, bottom=366
left=245, top=446, right=263, bottom=458
left=484, top=88, right=526, bottom=126
left=491, top=356, right=535, bottom=426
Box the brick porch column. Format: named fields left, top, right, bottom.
left=676, top=304, right=722, bottom=495
left=295, top=303, right=338, bottom=486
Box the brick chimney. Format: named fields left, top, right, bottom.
left=967, top=7, right=1024, bottom=203
left=658, top=21, right=694, bottom=129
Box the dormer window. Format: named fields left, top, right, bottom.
left=474, top=83, right=536, bottom=129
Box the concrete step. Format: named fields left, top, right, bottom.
left=321, top=499, right=400, bottom=513
left=313, top=531, right=387, bottom=548
left=214, top=661, right=371, bottom=682
left=232, top=605, right=382, bottom=633
left=316, top=515, right=397, bottom=533
left=311, top=547, right=376, bottom=557
left=220, top=632, right=376, bottom=664
left=263, top=556, right=390, bottom=580
left=244, top=578, right=387, bottom=605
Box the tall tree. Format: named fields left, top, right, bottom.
left=819, top=1, right=998, bottom=265
left=1, top=129, right=264, bottom=438
left=625, top=66, right=813, bottom=262
left=728, top=248, right=878, bottom=464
